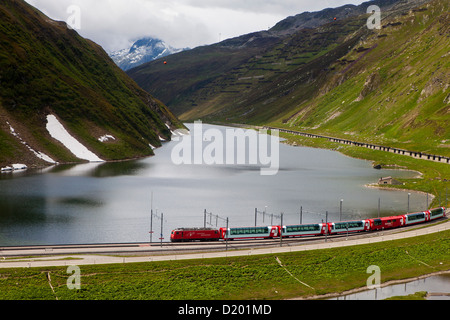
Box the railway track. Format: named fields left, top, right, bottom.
left=1, top=218, right=446, bottom=258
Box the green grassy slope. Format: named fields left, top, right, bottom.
left=237, top=0, right=448, bottom=157
left=0, top=230, right=448, bottom=300
left=127, top=33, right=282, bottom=116
left=128, top=0, right=409, bottom=120
left=273, top=0, right=449, bottom=156
left=0, top=0, right=183, bottom=167
left=130, top=0, right=448, bottom=158
left=178, top=16, right=368, bottom=122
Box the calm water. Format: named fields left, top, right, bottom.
left=0, top=124, right=426, bottom=246
left=331, top=274, right=450, bottom=300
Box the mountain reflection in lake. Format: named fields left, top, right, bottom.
left=0, top=124, right=427, bottom=245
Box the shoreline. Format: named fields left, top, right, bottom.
left=365, top=182, right=436, bottom=201
left=0, top=151, right=159, bottom=175
left=276, top=131, right=448, bottom=208
left=266, top=125, right=450, bottom=164
left=291, top=269, right=450, bottom=300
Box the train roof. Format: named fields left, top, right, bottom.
left=331, top=219, right=366, bottom=224
left=172, top=227, right=218, bottom=231
left=283, top=223, right=323, bottom=226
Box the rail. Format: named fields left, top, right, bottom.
left=265, top=126, right=450, bottom=164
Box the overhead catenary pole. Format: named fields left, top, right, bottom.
left=280, top=213, right=284, bottom=247
left=160, top=213, right=164, bottom=248
left=325, top=211, right=328, bottom=242
left=378, top=197, right=381, bottom=218
left=150, top=208, right=153, bottom=244
left=226, top=217, right=229, bottom=251
left=150, top=192, right=153, bottom=243
left=204, top=209, right=207, bottom=228
left=407, top=193, right=411, bottom=213
left=300, top=206, right=303, bottom=225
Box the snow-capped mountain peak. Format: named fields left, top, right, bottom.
left=110, top=37, right=187, bottom=71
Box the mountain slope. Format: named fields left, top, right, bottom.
left=129, top=0, right=448, bottom=157
left=267, top=0, right=449, bottom=156
left=269, top=0, right=400, bottom=33
left=127, top=31, right=282, bottom=116
left=128, top=0, right=420, bottom=118
left=0, top=0, right=183, bottom=168
left=110, top=37, right=187, bottom=71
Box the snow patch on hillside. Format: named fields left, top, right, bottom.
left=1, top=164, right=27, bottom=172
left=46, top=115, right=104, bottom=162
left=98, top=134, right=115, bottom=142
left=6, top=121, right=56, bottom=164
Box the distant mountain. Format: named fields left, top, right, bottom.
left=269, top=0, right=404, bottom=33
left=128, top=0, right=449, bottom=157
left=0, top=0, right=184, bottom=168
left=128, top=0, right=403, bottom=116
left=110, top=37, right=188, bottom=71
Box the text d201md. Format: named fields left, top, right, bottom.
left=222, top=304, right=272, bottom=315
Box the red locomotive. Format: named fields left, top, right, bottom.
left=369, top=215, right=405, bottom=231
left=170, top=228, right=220, bottom=242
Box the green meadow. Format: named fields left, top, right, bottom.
left=0, top=229, right=448, bottom=300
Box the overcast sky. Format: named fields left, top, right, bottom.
left=25, top=0, right=367, bottom=52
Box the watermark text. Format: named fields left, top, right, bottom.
left=367, top=5, right=381, bottom=30
left=66, top=5, right=81, bottom=30
left=67, top=265, right=81, bottom=290
left=171, top=122, right=280, bottom=176
left=366, top=265, right=381, bottom=289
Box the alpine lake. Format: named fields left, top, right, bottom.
left=0, top=123, right=428, bottom=246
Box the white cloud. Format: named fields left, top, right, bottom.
left=25, top=0, right=367, bottom=52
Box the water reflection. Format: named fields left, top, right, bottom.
left=0, top=124, right=429, bottom=245
left=331, top=274, right=450, bottom=300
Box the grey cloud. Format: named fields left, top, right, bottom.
left=25, top=0, right=367, bottom=52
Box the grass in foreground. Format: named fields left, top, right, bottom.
left=385, top=291, right=428, bottom=300
left=0, top=230, right=448, bottom=300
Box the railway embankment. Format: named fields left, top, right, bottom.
left=265, top=126, right=450, bottom=165
left=0, top=220, right=448, bottom=300
left=0, top=217, right=448, bottom=269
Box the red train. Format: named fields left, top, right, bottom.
left=170, top=228, right=221, bottom=242
left=170, top=207, right=446, bottom=242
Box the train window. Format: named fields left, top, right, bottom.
left=230, top=227, right=268, bottom=235
left=430, top=208, right=443, bottom=216
left=335, top=221, right=363, bottom=230
left=286, top=225, right=320, bottom=233
left=335, top=221, right=363, bottom=229
left=373, top=219, right=382, bottom=226
left=408, top=213, right=425, bottom=221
